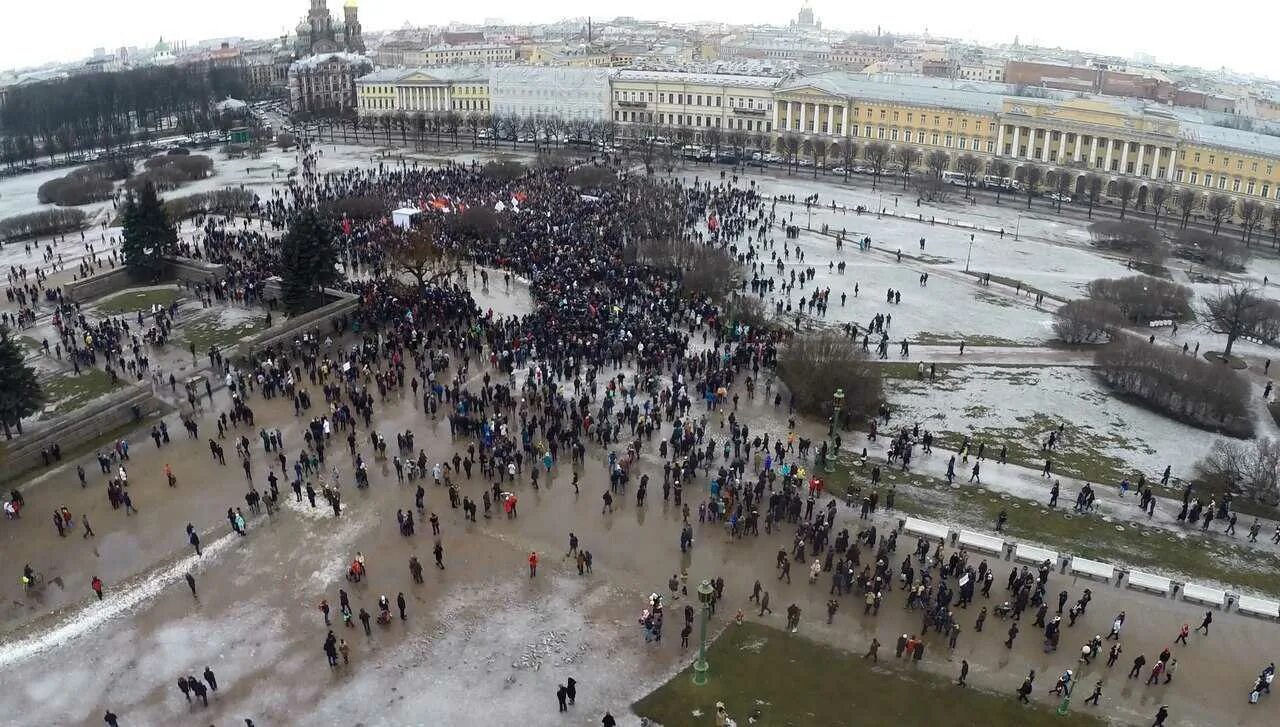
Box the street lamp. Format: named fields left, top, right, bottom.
left=965, top=235, right=975, bottom=273
left=1014, top=212, right=1023, bottom=241
left=827, top=388, right=845, bottom=473
left=692, top=579, right=715, bottom=685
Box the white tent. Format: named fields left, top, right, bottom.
left=392, top=207, right=419, bottom=230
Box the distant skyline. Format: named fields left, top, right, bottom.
left=3, top=2, right=1273, bottom=81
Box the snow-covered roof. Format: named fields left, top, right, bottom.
left=356, top=65, right=488, bottom=85
left=290, top=52, right=372, bottom=71
left=614, top=69, right=781, bottom=89
left=779, top=71, right=1007, bottom=113
left=1180, top=122, right=1280, bottom=158
left=215, top=97, right=248, bottom=112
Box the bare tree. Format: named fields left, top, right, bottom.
left=1197, top=439, right=1280, bottom=507
left=809, top=137, right=828, bottom=178
left=727, top=129, right=748, bottom=165
left=1270, top=205, right=1280, bottom=251
left=776, top=331, right=884, bottom=427
left=1088, top=220, right=1167, bottom=266
left=1176, top=230, right=1250, bottom=272
left=864, top=142, right=890, bottom=190
left=1112, top=178, right=1135, bottom=220
left=391, top=220, right=452, bottom=287
left=1239, top=199, right=1265, bottom=245
left=776, top=134, right=801, bottom=174
left=1021, top=164, right=1043, bottom=209
left=955, top=153, right=982, bottom=199
left=925, top=149, right=950, bottom=179
left=1177, top=188, right=1200, bottom=229
left=800, top=137, right=813, bottom=175
left=894, top=146, right=920, bottom=190
left=704, top=126, right=723, bottom=158
left=1202, top=284, right=1272, bottom=356
left=1150, top=185, right=1169, bottom=228
left=1085, top=174, right=1103, bottom=219
left=1087, top=276, right=1194, bottom=323
left=987, top=159, right=1011, bottom=203
left=1053, top=299, right=1122, bottom=343
left=1207, top=194, right=1234, bottom=235
left=840, top=139, right=857, bottom=181
left=1049, top=169, right=1072, bottom=212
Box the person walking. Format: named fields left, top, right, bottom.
left=1195, top=610, right=1212, bottom=635
left=1084, top=679, right=1103, bottom=706
left=1175, top=623, right=1190, bottom=645
left=1129, top=654, right=1147, bottom=679
left=556, top=686, right=568, bottom=712
left=529, top=551, right=539, bottom=577
left=82, top=515, right=95, bottom=538
left=359, top=608, right=372, bottom=636
left=1152, top=705, right=1169, bottom=726
left=958, top=659, right=969, bottom=687
left=203, top=666, right=218, bottom=692
left=758, top=590, right=772, bottom=616
left=1005, top=622, right=1019, bottom=648
left=188, top=524, right=201, bottom=556
left=397, top=592, right=407, bottom=620
left=185, top=572, right=197, bottom=598
left=863, top=637, right=880, bottom=661
left=91, top=576, right=104, bottom=600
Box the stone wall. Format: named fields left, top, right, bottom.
left=3, top=384, right=167, bottom=483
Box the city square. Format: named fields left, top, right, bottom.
left=2, top=3, right=1280, bottom=727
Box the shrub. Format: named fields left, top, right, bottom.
left=1173, top=230, right=1249, bottom=272
left=777, top=331, right=884, bottom=427
left=1087, top=220, right=1167, bottom=266
left=165, top=188, right=254, bottom=221
left=36, top=167, right=115, bottom=206
left=566, top=165, right=616, bottom=191
left=1085, top=276, right=1194, bottom=323
left=0, top=208, right=87, bottom=241
left=481, top=160, right=526, bottom=182
left=320, top=195, right=383, bottom=222
left=1196, top=439, right=1280, bottom=509
left=1052, top=299, right=1122, bottom=343
left=129, top=154, right=214, bottom=191
left=1094, top=338, right=1251, bottom=436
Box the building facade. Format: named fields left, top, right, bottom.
left=490, top=66, right=610, bottom=121
left=403, top=44, right=517, bottom=67
left=288, top=52, right=371, bottom=114
left=610, top=70, right=779, bottom=138
left=355, top=66, right=489, bottom=116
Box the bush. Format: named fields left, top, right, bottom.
left=566, top=165, right=616, bottom=191
left=481, top=160, right=526, bottom=182
left=636, top=238, right=737, bottom=302
left=1085, top=276, right=1194, bottom=323
left=1173, top=230, right=1249, bottom=272
left=1094, top=338, right=1251, bottom=436
left=36, top=167, right=115, bottom=206
left=1087, top=220, right=1167, bottom=266
left=0, top=208, right=87, bottom=241
left=1052, top=299, right=1122, bottom=343
left=128, top=154, right=214, bottom=191
left=777, top=331, right=884, bottom=427
left=320, top=195, right=383, bottom=222
left=165, top=188, right=254, bottom=221
left=1196, top=439, right=1280, bottom=509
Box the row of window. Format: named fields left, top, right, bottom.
left=613, top=89, right=773, bottom=111
left=1180, top=170, right=1276, bottom=198
left=612, top=110, right=772, bottom=132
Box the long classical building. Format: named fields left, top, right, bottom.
left=608, top=69, right=1280, bottom=209
left=288, top=52, right=372, bottom=114
left=355, top=66, right=490, bottom=116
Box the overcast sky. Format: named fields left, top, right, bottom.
left=4, top=1, right=1273, bottom=80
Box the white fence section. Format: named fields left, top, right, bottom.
left=1237, top=595, right=1280, bottom=619
left=1181, top=583, right=1227, bottom=607
left=1013, top=543, right=1057, bottom=565
left=958, top=530, right=1005, bottom=554
left=1069, top=556, right=1115, bottom=581
left=902, top=517, right=949, bottom=541
left=1126, top=570, right=1172, bottom=595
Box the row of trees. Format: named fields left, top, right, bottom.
left=0, top=65, right=247, bottom=168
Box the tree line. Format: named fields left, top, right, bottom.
left=0, top=64, right=247, bottom=168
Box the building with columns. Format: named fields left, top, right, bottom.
left=288, top=52, right=371, bottom=114
left=610, top=70, right=780, bottom=138
left=355, top=66, right=489, bottom=117
left=764, top=71, right=1280, bottom=211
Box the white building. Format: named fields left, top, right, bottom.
left=489, top=66, right=611, bottom=122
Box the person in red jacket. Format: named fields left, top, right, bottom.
left=529, top=551, right=539, bottom=577
left=91, top=576, right=104, bottom=600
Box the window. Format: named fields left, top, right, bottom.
left=1188, top=171, right=1196, bottom=184
left=961, top=119, right=968, bottom=130
left=891, top=129, right=898, bottom=141
left=945, top=134, right=953, bottom=147
left=903, top=130, right=912, bottom=143
left=863, top=124, right=871, bottom=137
left=1209, top=155, right=1216, bottom=165
left=1203, top=174, right=1212, bottom=187
left=907, top=112, right=913, bottom=122
left=930, top=132, right=939, bottom=145
left=893, top=111, right=900, bottom=121
left=947, top=118, right=954, bottom=128
left=1264, top=184, right=1271, bottom=198
left=1232, top=178, right=1241, bottom=192
left=1252, top=162, right=1258, bottom=172
left=1248, top=181, right=1256, bottom=195
left=986, top=140, right=994, bottom=153
left=933, top=115, right=940, bottom=125
left=1194, top=153, right=1201, bottom=163
left=879, top=109, right=886, bottom=120
left=1236, top=159, right=1243, bottom=170
left=877, top=127, right=885, bottom=139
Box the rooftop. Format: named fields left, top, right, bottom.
left=614, top=68, right=782, bottom=89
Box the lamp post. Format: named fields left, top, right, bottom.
left=1014, top=212, right=1023, bottom=241
left=965, top=236, right=975, bottom=272
left=827, top=388, right=845, bottom=473
left=692, top=579, right=715, bottom=685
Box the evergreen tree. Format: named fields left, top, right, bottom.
left=0, top=327, right=45, bottom=438
left=120, top=180, right=176, bottom=278
left=280, top=207, right=339, bottom=313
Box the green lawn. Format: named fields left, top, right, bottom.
left=39, top=368, right=120, bottom=417
left=95, top=287, right=181, bottom=315
left=633, top=622, right=1099, bottom=727
left=179, top=313, right=270, bottom=352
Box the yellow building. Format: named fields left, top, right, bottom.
left=769, top=71, right=1280, bottom=210
left=404, top=44, right=516, bottom=67
left=355, top=66, right=489, bottom=117
left=610, top=70, right=781, bottom=138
